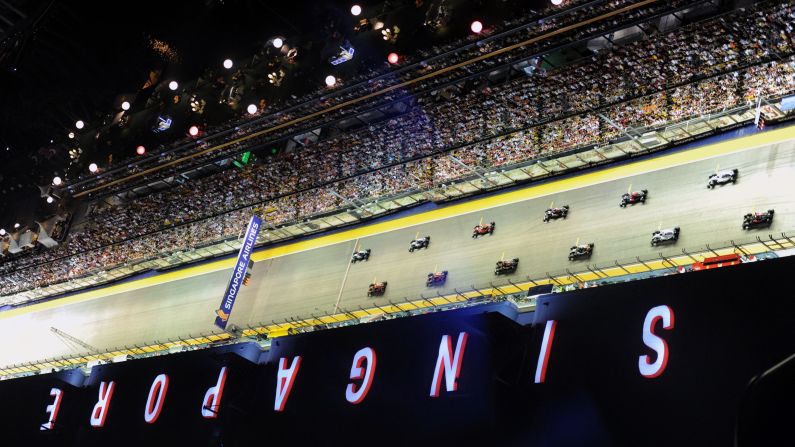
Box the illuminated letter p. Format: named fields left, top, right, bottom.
left=202, top=367, right=228, bottom=418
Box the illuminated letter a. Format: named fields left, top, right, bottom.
left=274, top=356, right=301, bottom=412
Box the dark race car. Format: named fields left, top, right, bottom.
left=495, top=258, right=519, bottom=275
left=651, top=227, right=680, bottom=246
left=544, top=205, right=569, bottom=222
left=351, top=248, right=371, bottom=263
left=707, top=169, right=738, bottom=189
left=408, top=236, right=431, bottom=252
left=426, top=271, right=448, bottom=287
left=742, top=209, right=774, bottom=230
left=620, top=189, right=648, bottom=207
left=568, top=243, right=594, bottom=261
left=367, top=281, right=387, bottom=297
left=472, top=222, right=496, bottom=238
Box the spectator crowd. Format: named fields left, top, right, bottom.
left=69, top=0, right=699, bottom=197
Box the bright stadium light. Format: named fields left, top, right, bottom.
left=121, top=101, right=131, bottom=111
left=46, top=196, right=54, bottom=204
left=188, top=125, right=200, bottom=136
left=551, top=0, right=563, bottom=4
left=0, top=229, right=5, bottom=236
left=223, top=58, right=234, bottom=69
left=470, top=20, right=483, bottom=34
left=325, top=75, right=336, bottom=87
left=136, top=145, right=146, bottom=155
left=351, top=4, right=362, bottom=16
left=88, top=163, right=98, bottom=173
left=273, top=38, right=284, bottom=49
left=247, top=104, right=258, bottom=115
left=13, top=223, right=20, bottom=229
left=168, top=81, right=179, bottom=91
left=75, top=120, right=85, bottom=129
left=52, top=176, right=62, bottom=186
left=387, top=52, right=399, bottom=64
left=374, top=21, right=385, bottom=30
left=68, top=132, right=75, bottom=139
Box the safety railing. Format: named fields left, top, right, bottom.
left=3, top=230, right=794, bottom=380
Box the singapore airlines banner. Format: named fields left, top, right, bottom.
left=214, top=215, right=261, bottom=329
left=3, top=256, right=795, bottom=446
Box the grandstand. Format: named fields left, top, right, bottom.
left=1, top=0, right=794, bottom=445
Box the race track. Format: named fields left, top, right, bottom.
left=1, top=132, right=794, bottom=368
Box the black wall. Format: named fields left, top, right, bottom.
left=516, top=257, right=795, bottom=447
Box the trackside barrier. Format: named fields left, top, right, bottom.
left=2, top=231, right=793, bottom=380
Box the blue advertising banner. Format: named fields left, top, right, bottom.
left=214, top=215, right=262, bottom=329
left=781, top=94, right=795, bottom=111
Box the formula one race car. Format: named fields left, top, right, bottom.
left=367, top=281, right=387, bottom=297
left=742, top=209, right=774, bottom=230
left=408, top=236, right=431, bottom=252
left=472, top=222, right=496, bottom=238
left=651, top=227, right=680, bottom=246
left=707, top=169, right=738, bottom=189
left=568, top=243, right=594, bottom=261
left=620, top=190, right=648, bottom=207
left=495, top=258, right=519, bottom=275
left=544, top=205, right=569, bottom=222
left=426, top=271, right=448, bottom=287
left=351, top=248, right=371, bottom=263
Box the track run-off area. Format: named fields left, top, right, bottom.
left=2, top=125, right=795, bottom=370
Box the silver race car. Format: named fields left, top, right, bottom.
left=408, top=236, right=431, bottom=252
left=651, top=227, right=680, bottom=246
left=351, top=248, right=371, bottom=263
left=707, top=169, right=738, bottom=189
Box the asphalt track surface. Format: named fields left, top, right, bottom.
left=1, top=132, right=794, bottom=367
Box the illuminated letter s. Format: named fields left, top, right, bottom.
left=638, top=305, right=675, bottom=378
